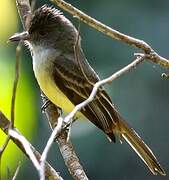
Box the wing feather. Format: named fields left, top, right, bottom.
left=52, top=51, right=119, bottom=141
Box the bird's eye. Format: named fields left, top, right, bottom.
left=39, top=30, right=48, bottom=37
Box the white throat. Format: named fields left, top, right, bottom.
left=26, top=41, right=61, bottom=73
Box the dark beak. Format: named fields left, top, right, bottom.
left=9, top=31, right=30, bottom=42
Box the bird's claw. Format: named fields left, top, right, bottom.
left=41, top=99, right=51, bottom=113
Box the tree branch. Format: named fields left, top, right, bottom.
left=0, top=111, right=63, bottom=180
left=57, top=133, right=88, bottom=180
left=16, top=0, right=32, bottom=30
left=51, top=0, right=169, bottom=68
left=42, top=97, right=89, bottom=180
left=9, top=129, right=41, bottom=172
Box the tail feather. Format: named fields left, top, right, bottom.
left=80, top=87, right=165, bottom=175
left=117, top=118, right=166, bottom=176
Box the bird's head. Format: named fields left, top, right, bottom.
left=9, top=5, right=78, bottom=53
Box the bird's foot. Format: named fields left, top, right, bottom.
left=41, top=99, right=51, bottom=113
left=41, top=100, right=63, bottom=115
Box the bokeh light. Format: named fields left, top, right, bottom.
left=0, top=0, right=18, bottom=44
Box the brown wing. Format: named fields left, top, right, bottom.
left=52, top=50, right=119, bottom=141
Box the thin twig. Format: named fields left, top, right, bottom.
left=11, top=43, right=21, bottom=128
left=40, top=117, right=63, bottom=180
left=51, top=0, right=169, bottom=68
left=7, top=167, right=11, bottom=180
left=0, top=137, right=10, bottom=156
left=0, top=43, right=21, bottom=179
left=31, top=0, right=37, bottom=12
left=11, top=162, right=21, bottom=180
left=74, top=22, right=93, bottom=86
left=0, top=136, right=10, bottom=180
left=16, top=0, right=32, bottom=30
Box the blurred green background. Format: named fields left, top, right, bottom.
left=1, top=0, right=169, bottom=179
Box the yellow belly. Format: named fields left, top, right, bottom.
left=35, top=67, right=83, bottom=118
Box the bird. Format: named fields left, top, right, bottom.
left=9, top=5, right=165, bottom=176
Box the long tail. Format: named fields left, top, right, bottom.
left=117, top=118, right=165, bottom=176
left=79, top=87, right=165, bottom=175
